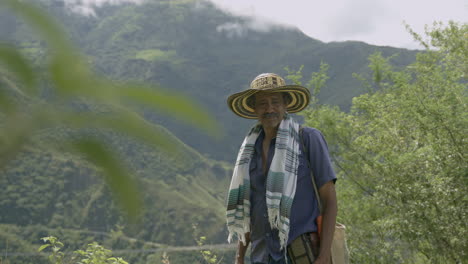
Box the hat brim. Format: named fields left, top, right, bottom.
left=227, top=85, right=311, bottom=119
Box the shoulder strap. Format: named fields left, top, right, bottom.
left=299, top=126, right=323, bottom=213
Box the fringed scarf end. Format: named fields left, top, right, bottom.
left=268, top=208, right=281, bottom=230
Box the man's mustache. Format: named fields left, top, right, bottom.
left=262, top=113, right=279, bottom=119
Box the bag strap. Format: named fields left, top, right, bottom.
left=299, top=126, right=323, bottom=213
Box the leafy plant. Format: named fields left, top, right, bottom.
left=38, top=236, right=65, bottom=264
left=38, top=236, right=128, bottom=264
left=161, top=252, right=171, bottom=264
left=74, top=242, right=128, bottom=264
left=285, top=21, right=467, bottom=263
left=192, top=223, right=222, bottom=264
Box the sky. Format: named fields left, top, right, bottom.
left=208, top=0, right=468, bottom=49
left=65, top=0, right=467, bottom=49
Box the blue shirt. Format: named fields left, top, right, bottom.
left=249, top=127, right=337, bottom=263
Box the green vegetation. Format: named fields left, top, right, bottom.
left=134, top=49, right=179, bottom=62
left=288, top=22, right=467, bottom=263
left=38, top=236, right=128, bottom=264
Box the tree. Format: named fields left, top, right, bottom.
left=289, top=22, right=467, bottom=263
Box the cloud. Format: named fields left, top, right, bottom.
left=216, top=17, right=294, bottom=38
left=212, top=2, right=296, bottom=38
left=62, top=0, right=144, bottom=16
left=216, top=22, right=247, bottom=38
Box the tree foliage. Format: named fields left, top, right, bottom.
left=290, top=22, right=467, bottom=263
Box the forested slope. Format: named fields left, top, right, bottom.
left=2, top=0, right=418, bottom=160
left=0, top=68, right=231, bottom=264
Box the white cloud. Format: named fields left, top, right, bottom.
left=216, top=19, right=292, bottom=38
left=215, top=13, right=295, bottom=38
left=216, top=22, right=247, bottom=38
left=62, top=0, right=144, bottom=16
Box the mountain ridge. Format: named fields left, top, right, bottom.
left=54, top=0, right=417, bottom=160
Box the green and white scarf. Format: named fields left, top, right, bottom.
left=226, top=115, right=301, bottom=249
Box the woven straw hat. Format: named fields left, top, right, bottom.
left=227, top=73, right=311, bottom=119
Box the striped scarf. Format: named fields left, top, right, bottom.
left=226, top=115, right=301, bottom=249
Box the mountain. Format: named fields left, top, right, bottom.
left=81, top=1, right=418, bottom=161
left=2, top=0, right=418, bottom=161
left=0, top=1, right=419, bottom=263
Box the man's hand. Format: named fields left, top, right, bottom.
left=235, top=258, right=245, bottom=264
left=314, top=255, right=331, bottom=264
left=235, top=232, right=250, bottom=264
left=316, top=181, right=337, bottom=264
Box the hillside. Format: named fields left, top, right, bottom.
left=82, top=1, right=418, bottom=161
left=0, top=109, right=232, bottom=264
left=2, top=0, right=418, bottom=161
left=0, top=70, right=232, bottom=263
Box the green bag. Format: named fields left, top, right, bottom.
left=288, top=232, right=319, bottom=264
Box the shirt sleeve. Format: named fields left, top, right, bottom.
left=303, top=127, right=337, bottom=189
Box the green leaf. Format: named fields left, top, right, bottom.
left=0, top=45, right=37, bottom=94
left=2, top=0, right=72, bottom=53
left=69, top=139, right=142, bottom=220
left=0, top=114, right=34, bottom=170
left=48, top=55, right=97, bottom=97
left=117, top=83, right=219, bottom=136
left=38, top=244, right=51, bottom=252
left=0, top=77, right=16, bottom=112
left=2, top=0, right=93, bottom=98
left=57, top=108, right=174, bottom=153
left=41, top=236, right=54, bottom=243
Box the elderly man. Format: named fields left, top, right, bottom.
left=226, top=73, right=337, bottom=264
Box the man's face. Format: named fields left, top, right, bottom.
left=253, top=92, right=287, bottom=130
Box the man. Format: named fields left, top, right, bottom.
left=226, top=73, right=337, bottom=264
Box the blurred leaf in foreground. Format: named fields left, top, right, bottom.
left=0, top=0, right=219, bottom=221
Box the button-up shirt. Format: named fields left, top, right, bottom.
left=249, top=127, right=337, bottom=263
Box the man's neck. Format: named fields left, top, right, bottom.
left=263, top=127, right=278, bottom=141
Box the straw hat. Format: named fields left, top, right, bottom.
left=227, top=73, right=311, bottom=119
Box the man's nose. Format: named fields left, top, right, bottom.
left=265, top=101, right=275, bottom=112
